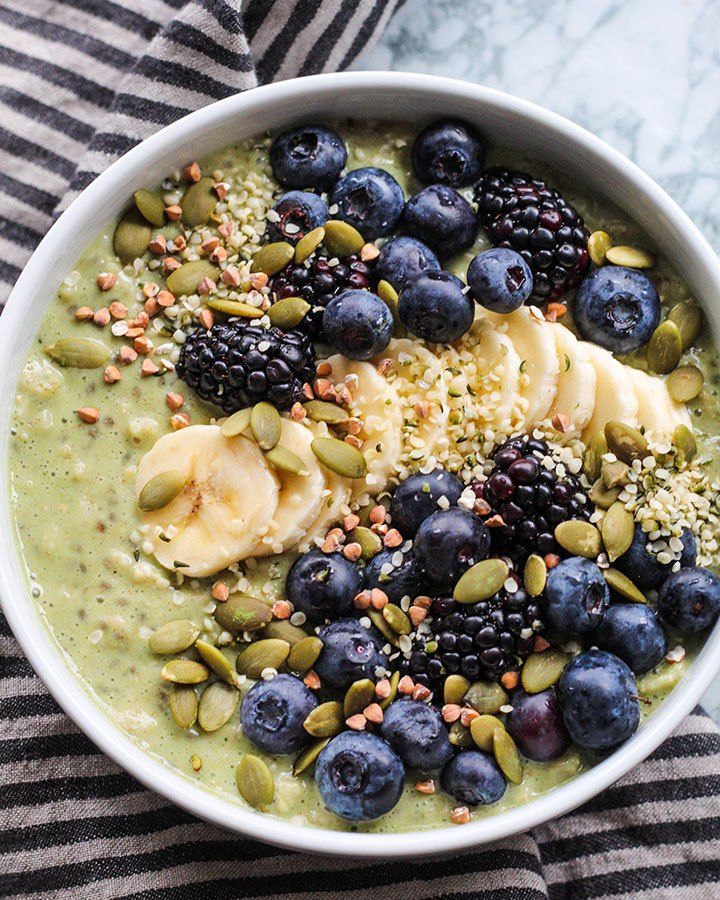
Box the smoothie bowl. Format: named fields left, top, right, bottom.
left=3, top=73, right=720, bottom=857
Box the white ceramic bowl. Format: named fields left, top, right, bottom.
left=2, top=72, right=719, bottom=858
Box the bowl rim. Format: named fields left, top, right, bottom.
left=2, top=70, right=720, bottom=859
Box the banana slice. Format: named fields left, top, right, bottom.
left=582, top=343, right=639, bottom=439
left=627, top=367, right=692, bottom=436
left=548, top=324, right=597, bottom=432
left=136, top=424, right=279, bottom=577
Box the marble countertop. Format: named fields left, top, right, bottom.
left=357, top=0, right=720, bottom=723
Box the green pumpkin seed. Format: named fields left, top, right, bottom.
left=293, top=738, right=330, bottom=776
left=166, top=260, right=220, bottom=297
left=180, top=177, right=217, bottom=226
left=113, top=208, right=152, bottom=263
left=134, top=188, right=166, bottom=226
left=251, top=241, right=294, bottom=276
left=448, top=720, right=474, bottom=749
left=668, top=300, right=703, bottom=350
left=523, top=554, right=547, bottom=598
left=588, top=230, right=613, bottom=266
left=251, top=401, right=281, bottom=451
left=367, top=607, right=399, bottom=647
left=463, top=680, right=509, bottom=715
left=214, top=593, right=272, bottom=635
left=161, top=658, right=210, bottom=684
left=493, top=728, right=523, bottom=784
left=583, top=432, right=607, bottom=482
left=323, top=219, right=364, bottom=257
left=603, top=567, right=647, bottom=603
left=382, top=604, right=411, bottom=636
left=268, top=296, right=311, bottom=330
left=168, top=684, right=198, bottom=729
left=601, top=502, right=635, bottom=562
left=265, top=445, right=310, bottom=476
left=137, top=470, right=186, bottom=512
left=220, top=408, right=252, bottom=438
left=343, top=678, right=377, bottom=717
left=45, top=337, right=110, bottom=369
left=605, top=245, right=655, bottom=269
left=236, top=754, right=274, bottom=809
left=377, top=278, right=404, bottom=336
left=470, top=714, right=506, bottom=752
left=148, top=619, right=200, bottom=655
left=304, top=701, right=344, bottom=738
left=554, top=520, right=602, bottom=559
left=349, top=526, right=382, bottom=560
left=303, top=400, right=349, bottom=424
left=521, top=648, right=569, bottom=693
left=287, top=636, right=323, bottom=673
left=667, top=365, right=704, bottom=403
left=601, top=459, right=630, bottom=489
left=647, top=320, right=682, bottom=374
left=208, top=299, right=264, bottom=318
left=198, top=681, right=239, bottom=732
left=673, top=423, right=697, bottom=463
left=454, top=559, right=509, bottom=604
left=379, top=670, right=400, bottom=710
left=444, top=674, right=471, bottom=706
left=311, top=436, right=367, bottom=478
left=195, top=640, right=238, bottom=686
left=294, top=226, right=325, bottom=263
left=235, top=638, right=290, bottom=679
left=589, top=478, right=621, bottom=510
left=264, top=620, right=308, bottom=647
left=604, top=421, right=648, bottom=464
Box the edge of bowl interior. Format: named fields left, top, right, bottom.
left=1, top=71, right=720, bottom=859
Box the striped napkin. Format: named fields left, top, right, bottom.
left=1, top=2, right=719, bottom=896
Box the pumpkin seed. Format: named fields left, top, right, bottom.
left=214, top=593, right=271, bottom=635
left=554, top=520, right=602, bottom=558
left=668, top=300, right=703, bottom=350
left=448, top=721, right=474, bottom=749
left=523, top=554, right=547, bottom=598
left=235, top=638, right=290, bottom=679
left=168, top=684, right=198, bottom=729
left=589, top=478, right=621, bottom=510
left=377, top=279, right=399, bottom=305
left=470, top=714, right=505, bottom=752
left=293, top=738, right=330, bottom=776
left=45, top=337, right=110, bottom=369
left=113, top=208, right=151, bottom=263
left=588, top=230, right=613, bottom=266
left=647, top=320, right=682, bottom=374
left=195, top=640, right=238, bottom=686
left=522, top=648, right=569, bottom=693
left=166, top=260, right=220, bottom=297
left=251, top=241, right=294, bottom=275
left=208, top=299, right=264, bottom=318
left=303, top=400, right=349, bottom=424
left=137, top=470, right=186, bottom=512
left=493, top=728, right=523, bottom=784
left=603, top=567, right=647, bottom=603
left=673, top=423, right=697, bottom=463
left=265, top=445, right=310, bottom=476
left=667, top=365, right=704, bottom=403
left=311, top=436, right=367, bottom=478
left=268, top=296, right=311, bottom=330
left=604, top=421, right=648, bottom=464
left=198, top=681, right=239, bottom=732
left=304, top=701, right=344, bottom=738
left=382, top=603, right=411, bottom=635
left=349, top=525, right=382, bottom=560
left=148, top=619, right=200, bottom=655
left=454, top=558, right=509, bottom=604
left=601, top=459, right=630, bottom=490
left=605, top=245, right=655, bottom=269
left=287, top=636, right=323, bottom=673
left=343, top=679, right=377, bottom=718
left=583, top=432, right=607, bottom=482
left=323, top=219, right=364, bottom=257
left=379, top=670, right=400, bottom=710
left=264, top=620, right=308, bottom=647
left=294, top=226, right=325, bottom=263
left=134, top=188, right=166, bottom=226
left=251, top=401, right=281, bottom=451
left=367, top=607, right=399, bottom=647
left=444, top=674, right=471, bottom=706
left=220, top=408, right=252, bottom=438
left=180, top=177, right=216, bottom=227
left=236, top=754, right=274, bottom=809
left=463, top=680, right=509, bottom=715
left=161, top=658, right=210, bottom=684
left=602, top=502, right=635, bottom=562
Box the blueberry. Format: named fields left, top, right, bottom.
left=270, top=125, right=347, bottom=191
left=390, top=468, right=465, bottom=537
left=267, top=190, right=328, bottom=243
left=506, top=688, right=570, bottom=762
left=322, top=289, right=393, bottom=360
left=544, top=557, right=610, bottom=635
left=315, top=731, right=404, bottom=821
left=557, top=649, right=640, bottom=751
left=364, top=549, right=427, bottom=604
left=574, top=266, right=661, bottom=353
left=330, top=167, right=404, bottom=240
left=286, top=550, right=363, bottom=624
left=467, top=248, right=533, bottom=313
left=398, top=270, right=474, bottom=343
left=375, top=236, right=440, bottom=291
left=314, top=618, right=387, bottom=689
left=240, top=674, right=316, bottom=755
left=414, top=507, right=491, bottom=588
left=657, top=566, right=720, bottom=633
left=412, top=119, right=485, bottom=188
left=402, top=185, right=478, bottom=259
left=440, top=751, right=506, bottom=805
left=615, top=524, right=696, bottom=591
left=381, top=699, right=453, bottom=769
left=595, top=603, right=666, bottom=674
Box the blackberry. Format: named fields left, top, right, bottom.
left=475, top=168, right=590, bottom=305
left=176, top=321, right=315, bottom=413
left=473, top=435, right=592, bottom=562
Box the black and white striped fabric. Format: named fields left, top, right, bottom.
left=1, top=2, right=720, bottom=896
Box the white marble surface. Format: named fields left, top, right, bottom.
left=357, top=0, right=720, bottom=722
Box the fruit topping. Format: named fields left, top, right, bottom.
left=322, top=288, right=393, bottom=359
left=414, top=507, right=491, bottom=589
left=467, top=247, right=534, bottom=313
left=270, top=124, right=347, bottom=191
left=402, top=184, right=478, bottom=259
left=330, top=167, right=405, bottom=240
left=594, top=603, right=666, bottom=674
left=440, top=750, right=506, bottom=805
left=314, top=618, right=387, bottom=689
left=390, top=468, right=464, bottom=537
left=363, top=548, right=428, bottom=605
left=657, top=567, right=720, bottom=632
left=615, top=523, right=696, bottom=590
left=285, top=550, right=363, bottom=624
left=412, top=118, right=485, bottom=188
left=398, top=270, right=475, bottom=343
left=267, top=190, right=328, bottom=243
left=543, top=557, right=610, bottom=636
left=241, top=674, right=317, bottom=754
left=381, top=698, right=454, bottom=769
left=505, top=687, right=570, bottom=762
left=375, top=235, right=440, bottom=290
